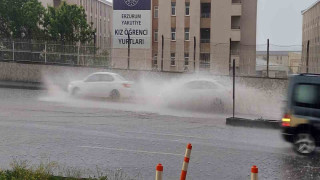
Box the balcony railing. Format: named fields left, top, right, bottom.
left=231, top=50, right=240, bottom=55
left=232, top=0, right=241, bottom=4
left=200, top=39, right=210, bottom=43
left=231, top=26, right=240, bottom=29
left=201, top=13, right=210, bottom=18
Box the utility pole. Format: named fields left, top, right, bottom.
left=94, top=32, right=96, bottom=63
left=306, top=40, right=310, bottom=73
left=267, top=39, right=270, bottom=78
left=127, top=33, right=131, bottom=70
left=161, top=35, right=164, bottom=72
left=229, top=38, right=232, bottom=75
left=233, top=59, right=235, bottom=118
left=194, top=36, right=196, bottom=72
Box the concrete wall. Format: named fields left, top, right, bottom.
left=240, top=0, right=257, bottom=75
left=302, top=1, right=320, bottom=73
left=0, top=62, right=288, bottom=93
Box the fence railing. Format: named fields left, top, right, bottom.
left=0, top=40, right=111, bottom=67
left=0, top=38, right=307, bottom=79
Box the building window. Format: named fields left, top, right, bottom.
left=153, top=54, right=158, bottom=66
left=200, top=53, right=210, bottom=69
left=171, top=28, right=176, bottom=41
left=53, top=0, right=60, bottom=8
left=154, top=6, right=158, bottom=18
left=171, top=2, right=176, bottom=16
left=185, top=28, right=190, bottom=41
left=185, top=2, right=190, bottom=16
left=154, top=29, right=158, bottom=42
left=100, top=19, right=102, bottom=33
left=201, top=3, right=211, bottom=18
left=200, top=28, right=210, bottom=43
left=171, top=53, right=176, bottom=66
left=185, top=53, right=189, bottom=66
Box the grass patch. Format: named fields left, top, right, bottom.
left=0, top=159, right=141, bottom=180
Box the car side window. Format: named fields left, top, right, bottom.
left=85, top=75, right=99, bottom=82
left=294, top=84, right=320, bottom=108
left=99, top=74, right=114, bottom=82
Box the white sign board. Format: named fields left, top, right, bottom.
left=113, top=0, right=151, bottom=49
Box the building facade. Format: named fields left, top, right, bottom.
left=289, top=52, right=302, bottom=74
left=152, top=0, right=257, bottom=74
left=40, top=0, right=112, bottom=53
left=256, top=51, right=290, bottom=67
left=111, top=0, right=257, bottom=74
left=302, top=0, right=320, bottom=73
left=256, top=51, right=302, bottom=77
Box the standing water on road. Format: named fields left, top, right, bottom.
left=39, top=72, right=285, bottom=120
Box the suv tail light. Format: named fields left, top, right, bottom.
left=123, top=83, right=131, bottom=88
left=282, top=114, right=291, bottom=127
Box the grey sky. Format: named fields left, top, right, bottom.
left=108, top=0, right=317, bottom=47
left=257, top=0, right=318, bottom=46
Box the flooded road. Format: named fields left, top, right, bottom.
left=0, top=88, right=316, bottom=179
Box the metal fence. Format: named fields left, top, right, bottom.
left=0, top=39, right=111, bottom=67
left=0, top=38, right=306, bottom=79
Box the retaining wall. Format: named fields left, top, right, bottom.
left=0, top=61, right=288, bottom=92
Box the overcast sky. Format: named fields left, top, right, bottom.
left=108, top=0, right=318, bottom=47
left=257, top=0, right=318, bottom=46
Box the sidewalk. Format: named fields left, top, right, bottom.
left=0, top=81, right=45, bottom=90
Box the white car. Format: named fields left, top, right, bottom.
left=158, top=79, right=231, bottom=112
left=67, top=72, right=134, bottom=100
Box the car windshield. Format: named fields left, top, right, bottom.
left=115, top=74, right=126, bottom=81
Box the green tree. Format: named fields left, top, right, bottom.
left=43, top=1, right=95, bottom=44
left=0, top=0, right=45, bottom=39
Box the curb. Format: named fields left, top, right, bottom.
left=226, top=117, right=281, bottom=129
left=0, top=81, right=45, bottom=90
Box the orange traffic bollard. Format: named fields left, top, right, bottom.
left=180, top=143, right=192, bottom=180
left=251, top=165, right=258, bottom=180
left=155, top=163, right=163, bottom=180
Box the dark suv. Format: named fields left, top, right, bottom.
left=282, top=74, right=320, bottom=155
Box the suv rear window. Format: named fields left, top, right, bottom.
left=294, top=84, right=320, bottom=108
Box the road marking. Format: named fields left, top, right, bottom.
left=79, top=146, right=183, bottom=157
left=120, top=131, right=210, bottom=140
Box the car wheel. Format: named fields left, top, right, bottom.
left=110, top=89, right=120, bottom=100
left=71, top=87, right=80, bottom=96
left=293, top=133, right=316, bottom=155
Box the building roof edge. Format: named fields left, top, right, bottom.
left=98, top=0, right=112, bottom=7
left=302, top=0, right=320, bottom=15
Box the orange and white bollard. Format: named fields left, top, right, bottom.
left=155, top=163, right=163, bottom=180
left=251, top=165, right=258, bottom=180
left=180, top=143, right=192, bottom=180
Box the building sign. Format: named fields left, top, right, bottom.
left=113, top=0, right=151, bottom=49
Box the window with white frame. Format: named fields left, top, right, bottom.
left=154, top=6, right=158, bottom=18
left=171, top=2, right=176, bottom=16
left=185, top=53, right=189, bottom=66
left=153, top=54, right=158, bottom=66
left=171, top=53, right=176, bottom=66
left=154, top=29, right=158, bottom=42
left=171, top=28, right=176, bottom=41
left=185, top=2, right=190, bottom=16
left=185, top=28, right=190, bottom=41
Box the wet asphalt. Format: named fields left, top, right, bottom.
left=0, top=88, right=319, bottom=180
